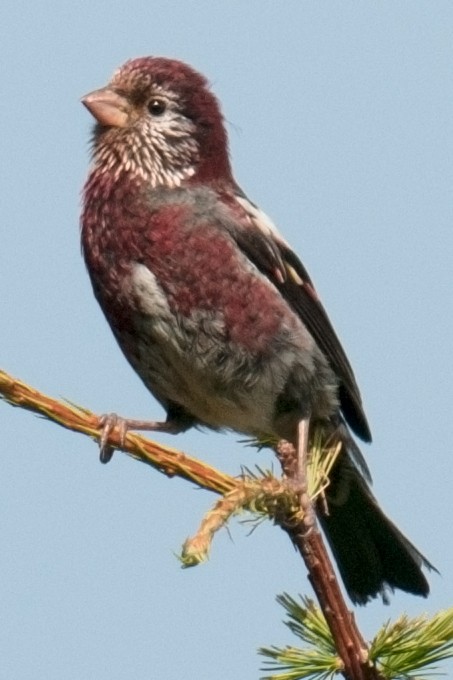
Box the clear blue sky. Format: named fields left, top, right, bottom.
left=2, top=2, right=453, bottom=678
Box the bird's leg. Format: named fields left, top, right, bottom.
left=98, top=413, right=188, bottom=464
left=296, top=418, right=315, bottom=533
left=276, top=418, right=315, bottom=534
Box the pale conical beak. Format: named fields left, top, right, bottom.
left=81, top=88, right=130, bottom=128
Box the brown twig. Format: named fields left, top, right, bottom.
left=276, top=440, right=385, bottom=680
left=0, top=369, right=385, bottom=679
left=0, top=369, right=234, bottom=495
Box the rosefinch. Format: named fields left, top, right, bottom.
left=81, top=57, right=433, bottom=604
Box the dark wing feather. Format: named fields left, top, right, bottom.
left=280, top=245, right=371, bottom=442
left=231, top=190, right=372, bottom=442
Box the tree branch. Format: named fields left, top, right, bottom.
left=0, top=369, right=234, bottom=494
left=276, top=440, right=385, bottom=680
left=0, top=368, right=384, bottom=679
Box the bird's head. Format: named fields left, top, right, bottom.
left=82, top=57, right=233, bottom=187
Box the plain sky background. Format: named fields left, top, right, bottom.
left=2, top=2, right=453, bottom=679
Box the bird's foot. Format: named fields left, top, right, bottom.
left=98, top=413, right=185, bottom=464
left=276, top=420, right=315, bottom=535
left=295, top=419, right=315, bottom=534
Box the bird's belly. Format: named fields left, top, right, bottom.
left=121, top=312, right=285, bottom=437
left=112, top=262, right=338, bottom=438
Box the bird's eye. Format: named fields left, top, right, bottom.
left=147, top=99, right=166, bottom=116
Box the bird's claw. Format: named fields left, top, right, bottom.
left=98, top=413, right=129, bottom=464
left=282, top=478, right=314, bottom=535
left=97, top=414, right=176, bottom=464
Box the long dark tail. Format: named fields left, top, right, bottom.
left=316, top=430, right=435, bottom=605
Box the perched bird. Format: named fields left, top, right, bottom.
left=81, top=57, right=433, bottom=604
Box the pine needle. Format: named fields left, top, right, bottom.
left=260, top=595, right=453, bottom=680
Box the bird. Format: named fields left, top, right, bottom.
left=81, top=56, right=433, bottom=604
